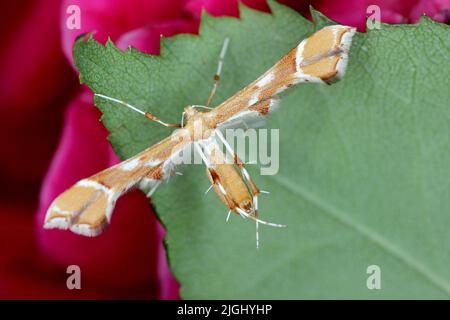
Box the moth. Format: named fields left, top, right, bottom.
left=44, top=25, right=356, bottom=248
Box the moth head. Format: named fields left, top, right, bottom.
left=183, top=105, right=200, bottom=120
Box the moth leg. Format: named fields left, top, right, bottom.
left=206, top=37, right=230, bottom=108
left=95, top=94, right=181, bottom=128
left=226, top=210, right=232, bottom=222
left=204, top=184, right=214, bottom=195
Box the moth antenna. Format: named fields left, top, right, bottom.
left=260, top=190, right=270, bottom=194
left=236, top=207, right=286, bottom=228
left=206, top=37, right=230, bottom=107
left=95, top=93, right=181, bottom=128
left=254, top=199, right=260, bottom=249
left=256, top=221, right=260, bottom=249
left=254, top=205, right=264, bottom=249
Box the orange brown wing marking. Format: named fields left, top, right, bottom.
left=249, top=99, right=272, bottom=115
left=147, top=165, right=164, bottom=180
left=44, top=134, right=188, bottom=236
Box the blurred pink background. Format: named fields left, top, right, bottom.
left=0, top=0, right=448, bottom=299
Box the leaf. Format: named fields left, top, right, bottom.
left=73, top=1, right=450, bottom=298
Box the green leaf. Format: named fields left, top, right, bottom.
left=74, top=1, right=450, bottom=298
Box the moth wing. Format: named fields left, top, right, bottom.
left=210, top=25, right=356, bottom=129
left=44, top=136, right=187, bottom=236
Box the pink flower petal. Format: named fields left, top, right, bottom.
left=0, top=1, right=77, bottom=198
left=0, top=0, right=75, bottom=113
left=117, top=19, right=199, bottom=54
left=410, top=0, right=450, bottom=22
left=61, top=0, right=189, bottom=65
left=185, top=0, right=240, bottom=18
left=312, top=0, right=418, bottom=31
left=0, top=202, right=114, bottom=299
left=242, top=0, right=271, bottom=12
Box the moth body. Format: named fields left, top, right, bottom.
left=205, top=142, right=254, bottom=216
